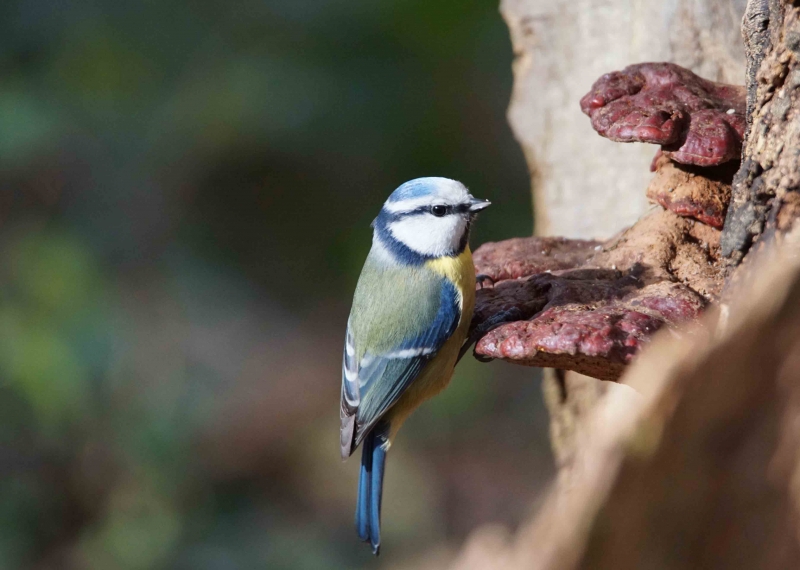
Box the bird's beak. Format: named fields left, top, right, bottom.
left=468, top=197, right=491, bottom=212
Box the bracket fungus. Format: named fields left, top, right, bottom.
left=470, top=63, right=742, bottom=381
left=580, top=62, right=746, bottom=167
left=646, top=154, right=736, bottom=229
left=471, top=212, right=715, bottom=380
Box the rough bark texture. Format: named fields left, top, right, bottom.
left=742, top=0, right=774, bottom=123
left=501, top=0, right=746, bottom=239
left=723, top=1, right=800, bottom=267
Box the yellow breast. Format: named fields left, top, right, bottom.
left=424, top=246, right=476, bottom=318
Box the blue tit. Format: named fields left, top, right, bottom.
left=340, top=177, right=490, bottom=555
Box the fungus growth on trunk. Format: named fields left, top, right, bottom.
left=580, top=62, right=746, bottom=167
left=469, top=63, right=748, bottom=380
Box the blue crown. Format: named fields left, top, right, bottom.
left=386, top=177, right=455, bottom=204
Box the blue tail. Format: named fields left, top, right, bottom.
left=356, top=421, right=389, bottom=555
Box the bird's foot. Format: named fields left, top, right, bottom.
left=458, top=306, right=526, bottom=363
left=476, top=273, right=495, bottom=289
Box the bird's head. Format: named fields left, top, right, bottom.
left=373, top=177, right=490, bottom=260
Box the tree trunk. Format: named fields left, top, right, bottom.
left=502, top=0, right=749, bottom=468
left=502, top=0, right=747, bottom=239
left=448, top=1, right=800, bottom=567
left=723, top=0, right=800, bottom=272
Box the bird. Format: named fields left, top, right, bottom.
left=340, top=177, right=490, bottom=555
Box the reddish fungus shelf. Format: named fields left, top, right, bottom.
left=580, top=62, right=746, bottom=167
left=470, top=211, right=720, bottom=381
left=470, top=63, right=738, bottom=380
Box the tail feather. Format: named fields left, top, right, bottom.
left=356, top=438, right=371, bottom=541
left=355, top=421, right=389, bottom=555
left=369, top=440, right=386, bottom=553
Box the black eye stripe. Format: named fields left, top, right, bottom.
left=388, top=203, right=470, bottom=219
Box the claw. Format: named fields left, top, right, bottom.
left=476, top=274, right=495, bottom=290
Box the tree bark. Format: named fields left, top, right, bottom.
left=723, top=0, right=800, bottom=271
left=448, top=2, right=800, bottom=567
left=501, top=0, right=749, bottom=464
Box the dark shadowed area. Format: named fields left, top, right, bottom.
left=0, top=1, right=554, bottom=568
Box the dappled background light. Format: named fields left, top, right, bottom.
left=0, top=1, right=553, bottom=568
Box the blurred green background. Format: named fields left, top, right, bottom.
left=0, top=0, right=554, bottom=568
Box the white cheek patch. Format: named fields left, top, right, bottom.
left=388, top=214, right=467, bottom=257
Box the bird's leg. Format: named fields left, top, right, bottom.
left=457, top=306, right=526, bottom=364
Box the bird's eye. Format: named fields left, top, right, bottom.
left=431, top=205, right=447, bottom=217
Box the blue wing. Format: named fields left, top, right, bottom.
left=340, top=276, right=460, bottom=458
